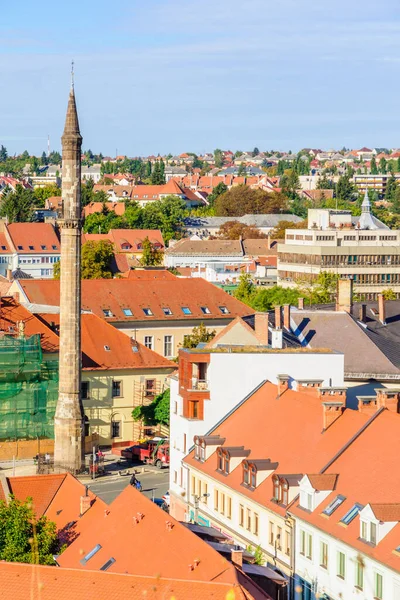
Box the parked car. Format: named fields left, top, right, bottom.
left=152, top=498, right=169, bottom=512
left=162, top=491, right=170, bottom=507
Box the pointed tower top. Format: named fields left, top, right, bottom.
left=71, top=60, right=75, bottom=90
left=361, top=187, right=371, bottom=212
left=62, top=65, right=81, bottom=140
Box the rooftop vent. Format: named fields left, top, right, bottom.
left=104, top=345, right=110, bottom=351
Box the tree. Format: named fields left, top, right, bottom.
left=48, top=151, right=61, bottom=164
left=271, top=219, right=307, bottom=240
left=141, top=195, right=186, bottom=242
left=316, top=175, right=334, bottom=190
left=139, top=237, right=163, bottom=266
left=385, top=173, right=398, bottom=202
left=252, top=147, right=260, bottom=157
left=41, top=152, right=48, bottom=166
left=297, top=271, right=339, bottom=305
left=336, top=175, right=357, bottom=202
left=237, top=163, right=247, bottom=176
left=33, top=184, right=61, bottom=207
left=234, top=273, right=256, bottom=304
left=215, top=185, right=287, bottom=216
left=217, top=221, right=266, bottom=240
left=379, top=157, right=387, bottom=174
left=252, top=286, right=300, bottom=311
left=207, top=182, right=228, bottom=205
left=0, top=184, right=36, bottom=222
left=132, top=388, right=171, bottom=427
left=0, top=496, right=59, bottom=565
left=392, top=187, right=400, bottom=214
left=81, top=178, right=95, bottom=207
left=55, top=240, right=114, bottom=279
left=370, top=156, right=378, bottom=174
left=182, top=323, right=216, bottom=348
left=0, top=145, right=8, bottom=162
left=151, top=161, right=165, bottom=185
left=214, top=148, right=224, bottom=168
left=280, top=169, right=301, bottom=199
left=382, top=289, right=396, bottom=300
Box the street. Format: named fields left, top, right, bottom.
left=87, top=466, right=170, bottom=504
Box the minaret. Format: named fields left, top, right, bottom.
left=54, top=71, right=84, bottom=473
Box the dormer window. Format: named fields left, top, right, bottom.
left=282, top=481, right=289, bottom=506
left=243, top=461, right=257, bottom=489
left=41, top=245, right=47, bottom=250
left=360, top=519, right=377, bottom=545
left=29, top=245, right=34, bottom=250
left=273, top=475, right=281, bottom=502
left=217, top=448, right=230, bottom=474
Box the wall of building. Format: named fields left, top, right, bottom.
left=294, top=515, right=400, bottom=600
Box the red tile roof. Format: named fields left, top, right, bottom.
left=0, top=232, right=12, bottom=254
left=18, top=278, right=253, bottom=323
left=7, top=223, right=60, bottom=254
left=0, top=562, right=256, bottom=600
left=83, top=201, right=126, bottom=217
left=307, top=473, right=338, bottom=491
left=184, top=381, right=368, bottom=517
left=81, top=229, right=165, bottom=252
left=8, top=474, right=65, bottom=516
left=124, top=269, right=177, bottom=280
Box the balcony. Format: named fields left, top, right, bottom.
left=190, top=377, right=209, bottom=391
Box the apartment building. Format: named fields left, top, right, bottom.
left=0, top=221, right=60, bottom=278
left=278, top=201, right=400, bottom=298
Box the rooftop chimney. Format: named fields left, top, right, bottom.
left=277, top=374, right=290, bottom=397
left=231, top=548, right=243, bottom=568
left=298, top=297, right=304, bottom=310
left=275, top=305, right=282, bottom=329
left=283, top=304, right=291, bottom=330
left=319, top=388, right=346, bottom=430
left=266, top=235, right=271, bottom=250
left=6, top=269, right=12, bottom=282
left=80, top=487, right=91, bottom=516
left=254, top=312, right=269, bottom=345
left=359, top=303, right=367, bottom=323
left=378, top=294, right=386, bottom=325
left=375, top=388, right=399, bottom=412
left=336, top=278, right=353, bottom=313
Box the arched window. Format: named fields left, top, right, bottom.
left=250, top=466, right=257, bottom=489
left=273, top=475, right=281, bottom=502
left=282, top=480, right=289, bottom=505
left=217, top=448, right=224, bottom=472
left=243, top=462, right=250, bottom=485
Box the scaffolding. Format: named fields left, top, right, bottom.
left=0, top=334, right=58, bottom=440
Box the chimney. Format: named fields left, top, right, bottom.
left=322, top=402, right=344, bottom=430
left=375, top=389, right=399, bottom=412
left=359, top=303, right=367, bottom=323
left=254, top=312, right=269, bottom=345
left=231, top=548, right=243, bottom=568
left=80, top=487, right=91, bottom=516
left=271, top=328, right=283, bottom=349
left=275, top=305, right=282, bottom=329
left=378, top=294, right=386, bottom=325
left=266, top=235, right=271, bottom=250
left=277, top=374, right=290, bottom=396
left=6, top=268, right=12, bottom=282
left=298, top=297, right=304, bottom=310
left=336, top=278, right=353, bottom=313
left=283, top=304, right=291, bottom=330
left=319, top=388, right=346, bottom=430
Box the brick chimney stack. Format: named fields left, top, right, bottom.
left=283, top=304, right=291, bottom=330
left=319, top=388, right=346, bottom=430
left=378, top=294, right=386, bottom=325
left=275, top=306, right=282, bottom=329
left=376, top=389, right=399, bottom=412
left=254, top=312, right=269, bottom=345
left=298, top=297, right=304, bottom=310
left=359, top=303, right=366, bottom=323
left=277, top=374, right=290, bottom=397
left=336, top=278, right=353, bottom=313
left=231, top=548, right=243, bottom=567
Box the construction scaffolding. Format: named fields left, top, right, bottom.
left=0, top=334, right=58, bottom=440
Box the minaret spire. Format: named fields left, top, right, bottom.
left=54, top=74, right=84, bottom=474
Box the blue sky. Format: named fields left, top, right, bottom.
left=1, top=0, right=400, bottom=156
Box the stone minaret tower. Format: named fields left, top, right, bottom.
left=54, top=78, right=85, bottom=473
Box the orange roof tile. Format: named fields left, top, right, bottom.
left=7, top=223, right=60, bottom=254
left=81, top=229, right=164, bottom=252
left=83, top=201, right=126, bottom=217
left=370, top=503, right=400, bottom=522
left=0, top=232, right=12, bottom=254
left=307, top=473, right=338, bottom=491
left=185, top=381, right=368, bottom=517
left=19, top=278, right=253, bottom=323
left=8, top=474, right=65, bottom=516
left=0, top=562, right=257, bottom=600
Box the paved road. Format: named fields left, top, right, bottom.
left=87, top=467, right=170, bottom=504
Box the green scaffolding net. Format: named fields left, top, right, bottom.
left=0, top=335, right=58, bottom=440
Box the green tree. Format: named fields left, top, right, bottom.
left=280, top=169, right=301, bottom=199
left=316, top=175, right=334, bottom=190
left=214, top=148, right=224, bottom=168
left=207, top=182, right=228, bottom=205
left=385, top=173, right=398, bottom=202
left=132, top=388, right=171, bottom=427
left=0, top=184, right=36, bottom=222
left=139, top=237, right=163, bottom=266
left=297, top=271, right=339, bottom=305
left=234, top=273, right=256, bottom=304
left=141, top=195, right=186, bottom=242
left=81, top=178, right=95, bottom=207
left=382, top=289, right=396, bottom=300
left=215, top=186, right=287, bottom=216
left=336, top=175, right=357, bottom=202
left=0, top=145, right=8, bottom=162
left=237, top=163, right=247, bottom=176
left=33, top=184, right=61, bottom=206
left=370, top=156, right=378, bottom=174
left=379, top=157, right=387, bottom=174
left=392, top=187, right=400, bottom=214
left=151, top=161, right=165, bottom=185
left=252, top=286, right=300, bottom=311
left=272, top=219, right=307, bottom=240
left=0, top=496, right=59, bottom=565
left=48, top=151, right=61, bottom=164
left=183, top=323, right=216, bottom=348
left=41, top=152, right=48, bottom=166
left=56, top=240, right=114, bottom=279
left=252, top=147, right=260, bottom=157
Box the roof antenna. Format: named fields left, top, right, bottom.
left=71, top=60, right=75, bottom=90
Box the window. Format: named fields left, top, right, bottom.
left=285, top=530, right=290, bottom=555
left=219, top=306, right=229, bottom=314
left=111, top=421, right=121, bottom=438
left=189, top=400, right=199, bottom=419
left=29, top=245, right=34, bottom=250
left=282, top=481, right=288, bottom=505
left=251, top=467, right=257, bottom=488
left=246, top=508, right=251, bottom=531
left=323, top=494, right=346, bottom=516
left=123, top=308, right=133, bottom=316
left=52, top=245, right=57, bottom=250
left=269, top=522, right=275, bottom=545
left=370, top=521, right=377, bottom=545
left=243, top=463, right=249, bottom=485
left=162, top=307, right=172, bottom=315
left=355, top=559, right=364, bottom=590
left=203, top=482, right=208, bottom=504
left=174, top=401, right=177, bottom=415
left=273, top=476, right=280, bottom=502
left=306, top=533, right=313, bottom=560
left=306, top=493, right=313, bottom=511
left=374, top=572, right=383, bottom=599
left=145, top=379, right=156, bottom=397
left=164, top=335, right=173, bottom=357
left=320, top=541, right=328, bottom=568
left=84, top=415, right=89, bottom=437
left=300, top=530, right=306, bottom=555
left=181, top=307, right=192, bottom=315
left=174, top=470, right=177, bottom=484
left=214, top=489, right=219, bottom=511
left=112, top=380, right=122, bottom=397
left=337, top=551, right=345, bottom=579
left=80, top=544, right=102, bottom=565
left=200, top=306, right=211, bottom=314
left=217, top=450, right=223, bottom=471
left=227, top=496, right=232, bottom=519
left=41, top=245, right=46, bottom=250
left=142, top=308, right=153, bottom=316
left=361, top=520, right=368, bottom=540
left=100, top=557, right=116, bottom=571
left=277, top=526, right=282, bottom=550
left=220, top=492, right=225, bottom=515
left=103, top=309, right=113, bottom=317
left=144, top=336, right=153, bottom=350
left=17, top=245, right=23, bottom=250
left=1, top=246, right=6, bottom=250
left=217, top=449, right=229, bottom=474
left=239, top=504, right=244, bottom=527
left=81, top=381, right=89, bottom=400
left=341, top=503, right=363, bottom=525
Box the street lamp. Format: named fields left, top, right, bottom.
left=192, top=493, right=210, bottom=524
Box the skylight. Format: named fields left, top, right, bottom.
left=41, top=245, right=47, bottom=250
left=17, top=246, right=23, bottom=250
left=123, top=308, right=133, bottom=316
left=104, top=345, right=110, bottom=351
left=201, top=306, right=211, bottom=314
left=1, top=246, right=6, bottom=250
left=143, top=308, right=153, bottom=316
left=80, top=544, right=102, bottom=565
left=29, top=245, right=34, bottom=250
left=182, top=307, right=192, bottom=315
left=340, top=503, right=363, bottom=525
left=219, top=306, right=229, bottom=314
left=322, top=495, right=346, bottom=516
left=162, top=307, right=172, bottom=315
left=102, top=309, right=113, bottom=317
left=100, top=557, right=116, bottom=571
left=52, top=245, right=57, bottom=250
